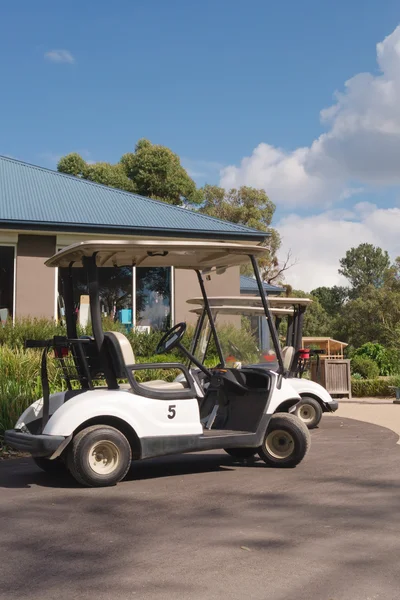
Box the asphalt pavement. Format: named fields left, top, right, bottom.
left=1, top=417, right=400, bottom=600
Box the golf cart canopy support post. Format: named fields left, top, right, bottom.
left=196, top=270, right=224, bottom=366
left=249, top=255, right=284, bottom=375
left=59, top=266, right=91, bottom=390
left=82, top=254, right=118, bottom=389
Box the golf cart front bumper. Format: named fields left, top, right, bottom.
left=325, top=400, right=339, bottom=413
left=4, top=430, right=66, bottom=457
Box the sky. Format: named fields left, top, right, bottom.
left=1, top=0, right=400, bottom=290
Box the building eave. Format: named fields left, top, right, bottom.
left=0, top=219, right=269, bottom=242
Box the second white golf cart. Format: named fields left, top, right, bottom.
left=186, top=296, right=339, bottom=428
left=5, top=240, right=310, bottom=487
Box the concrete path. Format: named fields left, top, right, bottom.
left=1, top=418, right=400, bottom=600
left=329, top=398, right=400, bottom=443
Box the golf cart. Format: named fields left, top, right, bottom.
left=186, top=296, right=339, bottom=428
left=5, top=240, right=310, bottom=487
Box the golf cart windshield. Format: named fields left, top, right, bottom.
left=189, top=304, right=294, bottom=369
left=187, top=296, right=312, bottom=375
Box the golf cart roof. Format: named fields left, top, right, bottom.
left=189, top=305, right=294, bottom=316
left=186, top=296, right=313, bottom=308
left=46, top=240, right=267, bottom=270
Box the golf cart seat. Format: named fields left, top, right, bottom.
left=104, top=331, right=188, bottom=391
left=282, top=346, right=295, bottom=370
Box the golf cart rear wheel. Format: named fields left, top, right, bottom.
left=67, top=425, right=132, bottom=487
left=294, top=397, right=322, bottom=429
left=258, top=413, right=310, bottom=468
left=33, top=457, right=66, bottom=475
left=224, top=448, right=257, bottom=460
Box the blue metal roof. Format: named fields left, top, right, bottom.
left=240, top=275, right=283, bottom=295
left=0, top=156, right=267, bottom=241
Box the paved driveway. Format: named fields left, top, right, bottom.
left=1, top=417, right=400, bottom=600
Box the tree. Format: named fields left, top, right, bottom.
left=200, top=185, right=292, bottom=283
left=310, top=286, right=348, bottom=317
left=334, top=284, right=400, bottom=349
left=58, top=139, right=201, bottom=205
left=289, top=290, right=333, bottom=337
left=57, top=153, right=87, bottom=178
left=58, top=154, right=136, bottom=193
left=338, top=243, right=391, bottom=297
left=84, top=163, right=136, bottom=192
left=120, top=139, right=202, bottom=205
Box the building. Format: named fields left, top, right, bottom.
left=0, top=156, right=267, bottom=327
left=240, top=275, right=283, bottom=296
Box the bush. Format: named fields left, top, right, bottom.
left=0, top=347, right=66, bottom=437
left=0, top=318, right=66, bottom=349
left=352, top=342, right=399, bottom=376
left=351, top=376, right=400, bottom=397
left=350, top=356, right=379, bottom=379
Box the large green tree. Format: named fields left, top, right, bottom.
left=310, top=285, right=348, bottom=317
left=289, top=289, right=333, bottom=337
left=338, top=243, right=391, bottom=297
left=57, top=139, right=201, bottom=205
left=200, top=185, right=288, bottom=283
left=120, top=139, right=202, bottom=205
left=334, top=283, right=400, bottom=349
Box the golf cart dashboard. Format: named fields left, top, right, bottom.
left=208, top=367, right=270, bottom=392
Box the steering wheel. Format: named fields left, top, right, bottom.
left=156, top=322, right=187, bottom=355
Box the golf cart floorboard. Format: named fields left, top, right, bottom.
left=201, top=429, right=249, bottom=437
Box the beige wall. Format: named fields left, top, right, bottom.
left=174, top=266, right=240, bottom=325
left=16, top=235, right=56, bottom=319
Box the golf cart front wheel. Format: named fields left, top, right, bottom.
left=67, top=425, right=132, bottom=487
left=224, top=448, right=257, bottom=460
left=294, top=397, right=322, bottom=429
left=258, top=413, right=310, bottom=468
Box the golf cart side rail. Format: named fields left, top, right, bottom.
left=25, top=336, right=95, bottom=433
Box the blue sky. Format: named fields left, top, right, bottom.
left=2, top=0, right=400, bottom=289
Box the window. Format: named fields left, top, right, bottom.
left=0, top=246, right=15, bottom=320
left=136, top=267, right=171, bottom=330
left=58, top=266, right=132, bottom=323
left=57, top=264, right=172, bottom=331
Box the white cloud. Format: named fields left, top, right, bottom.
left=220, top=25, right=400, bottom=208
left=44, top=49, right=75, bottom=64
left=278, top=206, right=400, bottom=291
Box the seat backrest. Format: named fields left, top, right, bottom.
left=104, top=331, right=135, bottom=379
left=281, top=346, right=295, bottom=371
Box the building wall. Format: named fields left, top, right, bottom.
left=174, top=266, right=240, bottom=325
left=15, top=235, right=56, bottom=319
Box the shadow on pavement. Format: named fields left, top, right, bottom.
left=1, top=417, right=400, bottom=600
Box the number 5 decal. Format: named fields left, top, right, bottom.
left=168, top=405, right=176, bottom=419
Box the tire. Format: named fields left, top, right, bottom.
left=67, top=425, right=132, bottom=487
left=33, top=457, right=66, bottom=475
left=224, top=448, right=257, bottom=460
left=294, top=397, right=323, bottom=429
left=258, top=413, right=310, bottom=468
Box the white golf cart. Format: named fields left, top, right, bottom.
left=5, top=240, right=310, bottom=487
left=186, top=296, right=339, bottom=428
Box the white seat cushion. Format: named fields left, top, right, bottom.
left=118, top=380, right=188, bottom=391
left=105, top=331, right=135, bottom=365
left=104, top=331, right=188, bottom=391
left=140, top=380, right=188, bottom=391
left=282, top=346, right=295, bottom=370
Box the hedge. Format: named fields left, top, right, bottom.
left=351, top=376, right=400, bottom=397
